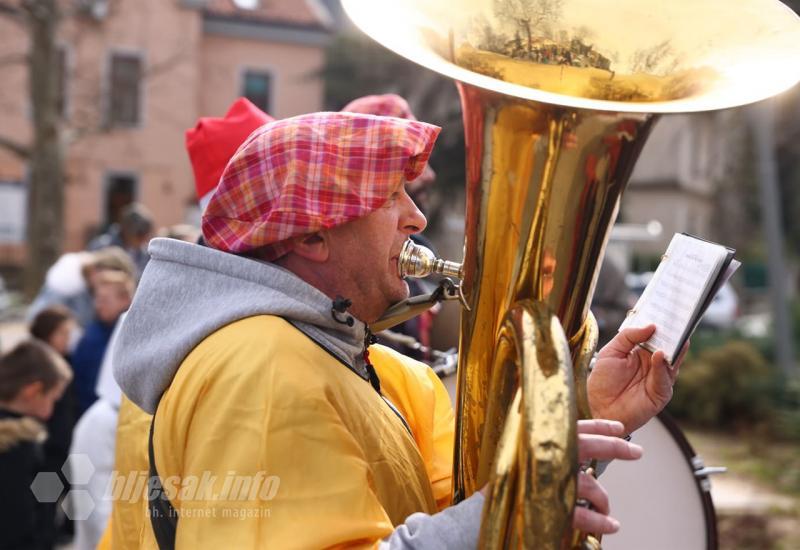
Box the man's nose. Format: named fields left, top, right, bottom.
left=400, top=192, right=427, bottom=234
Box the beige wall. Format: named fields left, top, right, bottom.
left=62, top=0, right=204, bottom=251
left=0, top=2, right=327, bottom=269
left=199, top=33, right=326, bottom=120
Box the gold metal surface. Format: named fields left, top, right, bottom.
left=453, top=82, right=657, bottom=508
left=479, top=301, right=575, bottom=550
left=571, top=311, right=599, bottom=421
left=341, top=0, right=800, bottom=113
left=342, top=0, right=800, bottom=547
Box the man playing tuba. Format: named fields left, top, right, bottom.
left=112, top=111, right=679, bottom=549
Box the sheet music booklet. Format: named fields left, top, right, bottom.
left=619, top=233, right=740, bottom=363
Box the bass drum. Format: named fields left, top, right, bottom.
left=600, top=411, right=719, bottom=550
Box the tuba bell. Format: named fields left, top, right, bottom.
left=345, top=0, right=800, bottom=547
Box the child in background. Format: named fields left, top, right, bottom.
left=71, top=271, right=134, bottom=417
left=30, top=306, right=79, bottom=548
left=0, top=340, right=72, bottom=550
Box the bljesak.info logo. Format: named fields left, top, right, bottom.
left=31, top=453, right=281, bottom=521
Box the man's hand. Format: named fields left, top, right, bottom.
left=588, top=325, right=685, bottom=434
left=573, top=419, right=642, bottom=534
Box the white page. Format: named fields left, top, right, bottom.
left=619, top=234, right=730, bottom=362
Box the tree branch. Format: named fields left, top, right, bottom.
left=0, top=134, right=31, bottom=158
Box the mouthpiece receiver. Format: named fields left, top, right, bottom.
left=398, top=239, right=463, bottom=279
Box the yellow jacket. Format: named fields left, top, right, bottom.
left=111, top=315, right=454, bottom=549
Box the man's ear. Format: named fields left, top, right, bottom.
left=291, top=232, right=329, bottom=263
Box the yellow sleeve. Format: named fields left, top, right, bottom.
left=152, top=321, right=399, bottom=549
left=370, top=345, right=455, bottom=510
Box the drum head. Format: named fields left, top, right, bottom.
left=600, top=412, right=718, bottom=550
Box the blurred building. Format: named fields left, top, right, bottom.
left=0, top=0, right=332, bottom=267
left=620, top=112, right=732, bottom=268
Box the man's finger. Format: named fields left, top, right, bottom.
left=577, top=419, right=625, bottom=437
left=577, top=472, right=609, bottom=515
left=573, top=506, right=620, bottom=535
left=578, top=434, right=643, bottom=462
left=601, top=324, right=656, bottom=356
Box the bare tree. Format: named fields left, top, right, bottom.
left=468, top=13, right=507, bottom=53
left=0, top=0, right=187, bottom=298
left=0, top=0, right=63, bottom=299
left=492, top=0, right=564, bottom=55
left=629, top=39, right=678, bottom=75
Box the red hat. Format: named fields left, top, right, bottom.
left=202, top=112, right=441, bottom=260
left=341, top=93, right=416, bottom=120
left=185, top=98, right=273, bottom=207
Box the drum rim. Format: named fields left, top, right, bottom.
left=657, top=410, right=719, bottom=550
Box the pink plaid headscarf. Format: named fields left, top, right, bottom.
left=201, top=111, right=441, bottom=259
left=342, top=94, right=436, bottom=195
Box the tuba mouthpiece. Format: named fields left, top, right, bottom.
left=398, top=239, right=463, bottom=279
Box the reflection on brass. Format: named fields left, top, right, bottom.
left=571, top=311, right=599, bottom=421
left=398, top=239, right=463, bottom=279
left=453, top=45, right=721, bottom=103
left=342, top=0, right=800, bottom=548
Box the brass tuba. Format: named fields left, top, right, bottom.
left=345, top=0, right=800, bottom=547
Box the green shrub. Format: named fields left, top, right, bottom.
left=773, top=377, right=800, bottom=441
left=668, top=340, right=775, bottom=430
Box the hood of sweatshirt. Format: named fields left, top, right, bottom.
left=112, top=238, right=369, bottom=414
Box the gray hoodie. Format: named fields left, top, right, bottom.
left=113, top=237, right=482, bottom=549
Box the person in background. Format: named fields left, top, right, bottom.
left=71, top=272, right=134, bottom=418
left=88, top=203, right=154, bottom=279
left=29, top=306, right=79, bottom=548
left=73, top=226, right=209, bottom=550
left=187, top=98, right=275, bottom=212
left=157, top=224, right=201, bottom=244
left=28, top=247, right=136, bottom=330
left=31, top=305, right=76, bottom=359
left=0, top=340, right=72, bottom=550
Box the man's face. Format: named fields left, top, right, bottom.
left=325, top=185, right=427, bottom=323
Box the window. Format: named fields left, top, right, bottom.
left=104, top=173, right=137, bottom=227
left=242, top=70, right=272, bottom=113
left=0, top=180, right=27, bottom=243
left=108, top=53, right=142, bottom=126
left=233, top=0, right=259, bottom=8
